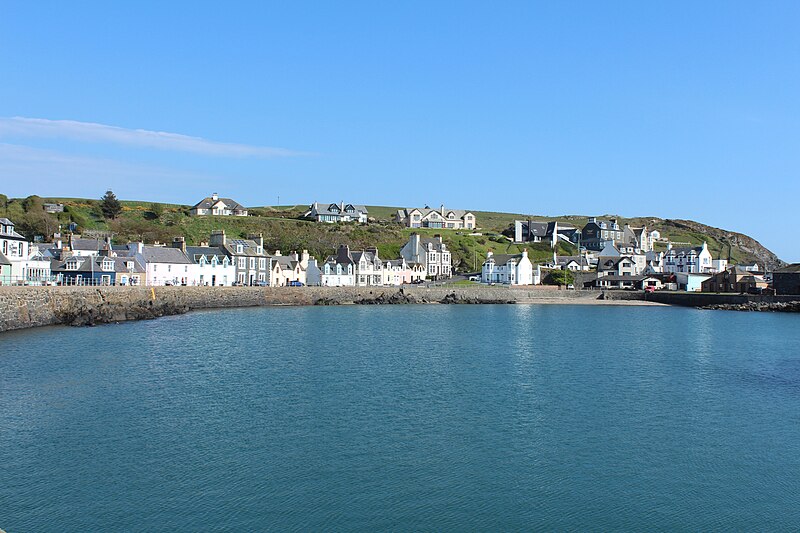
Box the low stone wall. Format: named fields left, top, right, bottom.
left=0, top=286, right=605, bottom=332
left=645, top=292, right=800, bottom=307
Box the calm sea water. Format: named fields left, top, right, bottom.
left=1, top=305, right=800, bottom=531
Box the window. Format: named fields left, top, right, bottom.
left=259, top=258, right=266, bottom=270
left=237, top=245, right=244, bottom=254
left=238, top=257, right=246, bottom=269
left=250, top=258, right=255, bottom=269
left=127, top=261, right=134, bottom=270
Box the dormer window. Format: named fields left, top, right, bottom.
left=126, top=261, right=134, bottom=270
left=237, top=245, right=243, bottom=254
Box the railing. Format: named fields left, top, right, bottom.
left=0, top=275, right=59, bottom=286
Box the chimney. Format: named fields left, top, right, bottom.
left=440, top=204, right=445, bottom=216
left=199, top=241, right=209, bottom=247
left=290, top=251, right=299, bottom=261
left=172, top=236, right=186, bottom=253
left=247, top=233, right=264, bottom=248
left=274, top=250, right=282, bottom=256
left=434, top=234, right=442, bottom=244
left=300, top=249, right=310, bottom=267
left=411, top=233, right=420, bottom=251
left=211, top=192, right=219, bottom=201
left=209, top=230, right=226, bottom=246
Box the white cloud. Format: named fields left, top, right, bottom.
left=0, top=116, right=306, bottom=158
left=0, top=143, right=221, bottom=199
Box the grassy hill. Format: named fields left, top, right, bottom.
left=0, top=194, right=782, bottom=271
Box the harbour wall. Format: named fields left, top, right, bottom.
left=0, top=285, right=604, bottom=332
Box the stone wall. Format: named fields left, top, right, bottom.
left=0, top=286, right=603, bottom=333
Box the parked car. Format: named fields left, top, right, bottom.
left=252, top=280, right=268, bottom=287
left=644, top=286, right=656, bottom=293
left=232, top=281, right=245, bottom=286
left=288, top=281, right=304, bottom=287
left=468, top=275, right=480, bottom=282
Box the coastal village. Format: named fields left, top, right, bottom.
left=1, top=193, right=799, bottom=296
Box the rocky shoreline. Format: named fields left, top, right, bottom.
left=699, top=301, right=800, bottom=312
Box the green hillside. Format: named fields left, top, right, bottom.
left=0, top=193, right=780, bottom=270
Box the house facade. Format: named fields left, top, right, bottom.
left=186, top=245, right=236, bottom=286
left=701, top=266, right=768, bottom=293
left=400, top=234, right=452, bottom=279
left=191, top=193, right=248, bottom=216
left=307, top=245, right=356, bottom=286
left=482, top=250, right=538, bottom=285
left=396, top=206, right=476, bottom=230
left=52, top=254, right=119, bottom=285
left=1, top=218, right=29, bottom=282
left=270, top=251, right=309, bottom=286
left=664, top=242, right=716, bottom=274
left=773, top=264, right=800, bottom=295
left=305, top=202, right=368, bottom=223
left=209, top=231, right=270, bottom=285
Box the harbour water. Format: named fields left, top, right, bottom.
left=1, top=305, right=799, bottom=531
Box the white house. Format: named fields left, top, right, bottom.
left=0, top=218, right=33, bottom=284
left=191, top=193, right=248, bottom=216
left=305, top=202, right=368, bottom=223
left=400, top=234, right=452, bottom=279
left=127, top=243, right=197, bottom=286
left=482, top=250, right=538, bottom=285
left=307, top=246, right=356, bottom=286
left=186, top=245, right=236, bottom=286
left=664, top=242, right=718, bottom=274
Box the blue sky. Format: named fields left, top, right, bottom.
left=0, top=1, right=798, bottom=261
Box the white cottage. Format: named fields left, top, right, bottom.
left=482, top=250, right=538, bottom=285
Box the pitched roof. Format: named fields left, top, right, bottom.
left=141, top=246, right=192, bottom=264
left=192, top=196, right=246, bottom=210
left=402, top=207, right=473, bottom=219
left=186, top=246, right=230, bottom=264
left=70, top=237, right=104, bottom=251
left=0, top=250, right=10, bottom=265
left=307, top=202, right=368, bottom=217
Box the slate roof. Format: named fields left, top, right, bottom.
left=140, top=246, right=192, bottom=264
left=223, top=239, right=265, bottom=257
left=70, top=237, right=104, bottom=251
left=351, top=250, right=380, bottom=265
left=399, top=207, right=473, bottom=220
left=306, top=202, right=368, bottom=217
left=192, top=196, right=246, bottom=210
left=0, top=250, right=10, bottom=265
left=486, top=253, right=523, bottom=265
left=186, top=246, right=230, bottom=264
left=0, top=218, right=26, bottom=240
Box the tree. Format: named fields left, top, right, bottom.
left=100, top=190, right=122, bottom=219
left=546, top=269, right=575, bottom=287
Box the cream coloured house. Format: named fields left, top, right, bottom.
left=396, top=205, right=476, bottom=230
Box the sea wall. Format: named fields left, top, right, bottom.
left=0, top=285, right=602, bottom=332
left=645, top=292, right=800, bottom=307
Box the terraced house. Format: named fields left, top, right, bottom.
left=400, top=233, right=452, bottom=279
left=396, top=205, right=476, bottom=230
left=208, top=230, right=270, bottom=285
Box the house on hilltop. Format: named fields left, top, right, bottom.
left=305, top=202, right=369, bottom=223
left=396, top=205, right=476, bottom=230
left=191, top=193, right=248, bottom=216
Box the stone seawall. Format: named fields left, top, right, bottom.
left=0, top=286, right=607, bottom=333
left=645, top=292, right=800, bottom=308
